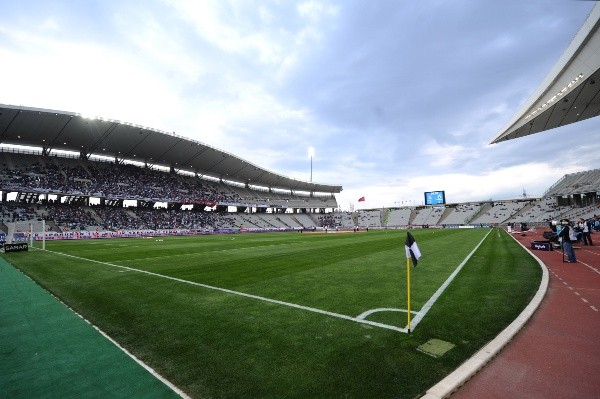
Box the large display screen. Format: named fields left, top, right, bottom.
left=424, top=191, right=446, bottom=205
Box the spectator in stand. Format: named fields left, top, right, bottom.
left=579, top=217, right=593, bottom=246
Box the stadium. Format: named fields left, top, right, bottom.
left=2, top=3, right=600, bottom=399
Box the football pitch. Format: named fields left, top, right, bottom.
left=3, top=228, right=542, bottom=398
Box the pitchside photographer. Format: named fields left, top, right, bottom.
left=543, top=220, right=559, bottom=244
left=557, top=219, right=577, bottom=263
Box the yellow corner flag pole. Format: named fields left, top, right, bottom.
left=407, top=256, right=411, bottom=334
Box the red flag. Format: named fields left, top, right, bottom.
left=358, top=196, right=365, bottom=202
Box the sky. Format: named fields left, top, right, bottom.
left=2, top=1, right=600, bottom=211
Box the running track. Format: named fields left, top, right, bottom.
left=449, top=229, right=600, bottom=399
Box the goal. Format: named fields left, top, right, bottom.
left=5, top=219, right=46, bottom=250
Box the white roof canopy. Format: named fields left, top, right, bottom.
left=491, top=3, right=600, bottom=144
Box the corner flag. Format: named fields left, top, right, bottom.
left=405, top=231, right=421, bottom=267
left=404, top=231, right=421, bottom=333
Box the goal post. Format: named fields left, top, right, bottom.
left=6, top=222, right=15, bottom=245
left=1, top=220, right=44, bottom=252
left=30, top=219, right=46, bottom=250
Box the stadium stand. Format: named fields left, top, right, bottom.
left=437, top=203, right=482, bottom=226
left=504, top=197, right=568, bottom=224
left=1, top=148, right=599, bottom=237
left=293, top=213, right=319, bottom=228
left=544, top=168, right=600, bottom=197
left=0, top=151, right=334, bottom=208
left=469, top=201, right=528, bottom=225
left=411, top=206, right=444, bottom=226
left=317, top=211, right=354, bottom=228
left=385, top=208, right=412, bottom=227
left=357, top=209, right=382, bottom=228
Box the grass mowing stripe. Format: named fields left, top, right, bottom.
left=0, top=258, right=185, bottom=399
left=40, top=228, right=492, bottom=334
left=47, top=283, right=193, bottom=399
left=410, top=228, right=493, bottom=330
left=5, top=228, right=541, bottom=398
left=41, top=247, right=408, bottom=333
left=38, top=230, right=492, bottom=334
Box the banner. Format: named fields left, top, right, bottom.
left=4, top=243, right=29, bottom=252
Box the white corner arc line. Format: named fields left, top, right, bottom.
left=409, top=229, right=494, bottom=331
left=42, top=249, right=407, bottom=333
left=356, top=308, right=417, bottom=320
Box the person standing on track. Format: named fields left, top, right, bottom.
left=579, top=218, right=594, bottom=246
left=558, top=219, right=577, bottom=263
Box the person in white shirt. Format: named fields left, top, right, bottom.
left=579, top=218, right=593, bottom=246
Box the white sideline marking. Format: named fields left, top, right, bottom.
left=423, top=229, right=549, bottom=399
left=42, top=249, right=407, bottom=333
left=40, top=229, right=495, bottom=336
left=408, top=229, right=494, bottom=331
left=35, top=230, right=494, bottom=335
left=22, top=248, right=190, bottom=399
left=84, top=317, right=191, bottom=399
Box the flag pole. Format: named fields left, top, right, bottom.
left=404, top=231, right=420, bottom=334
left=407, top=256, right=411, bottom=334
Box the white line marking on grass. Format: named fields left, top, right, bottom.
left=24, top=248, right=190, bottom=399
left=408, top=229, right=494, bottom=331
left=85, top=318, right=192, bottom=399
left=423, top=229, right=549, bottom=399
left=42, top=249, right=408, bottom=333
left=356, top=308, right=418, bottom=320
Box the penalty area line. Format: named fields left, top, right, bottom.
left=41, top=248, right=407, bottom=333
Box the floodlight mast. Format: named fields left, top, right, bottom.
left=308, top=146, right=315, bottom=182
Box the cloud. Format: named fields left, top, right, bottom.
left=1, top=1, right=599, bottom=212
left=420, top=141, right=473, bottom=168
left=337, top=161, right=578, bottom=209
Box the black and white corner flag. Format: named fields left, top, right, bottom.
left=405, top=231, right=421, bottom=267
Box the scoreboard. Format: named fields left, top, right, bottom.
left=424, top=191, right=446, bottom=205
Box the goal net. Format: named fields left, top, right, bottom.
left=4, top=220, right=45, bottom=250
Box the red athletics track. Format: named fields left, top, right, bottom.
left=450, top=228, right=600, bottom=399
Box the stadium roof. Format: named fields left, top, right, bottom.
left=491, top=2, right=600, bottom=144
left=0, top=104, right=342, bottom=195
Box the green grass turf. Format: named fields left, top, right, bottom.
left=2, top=228, right=542, bottom=398
left=0, top=258, right=181, bottom=399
